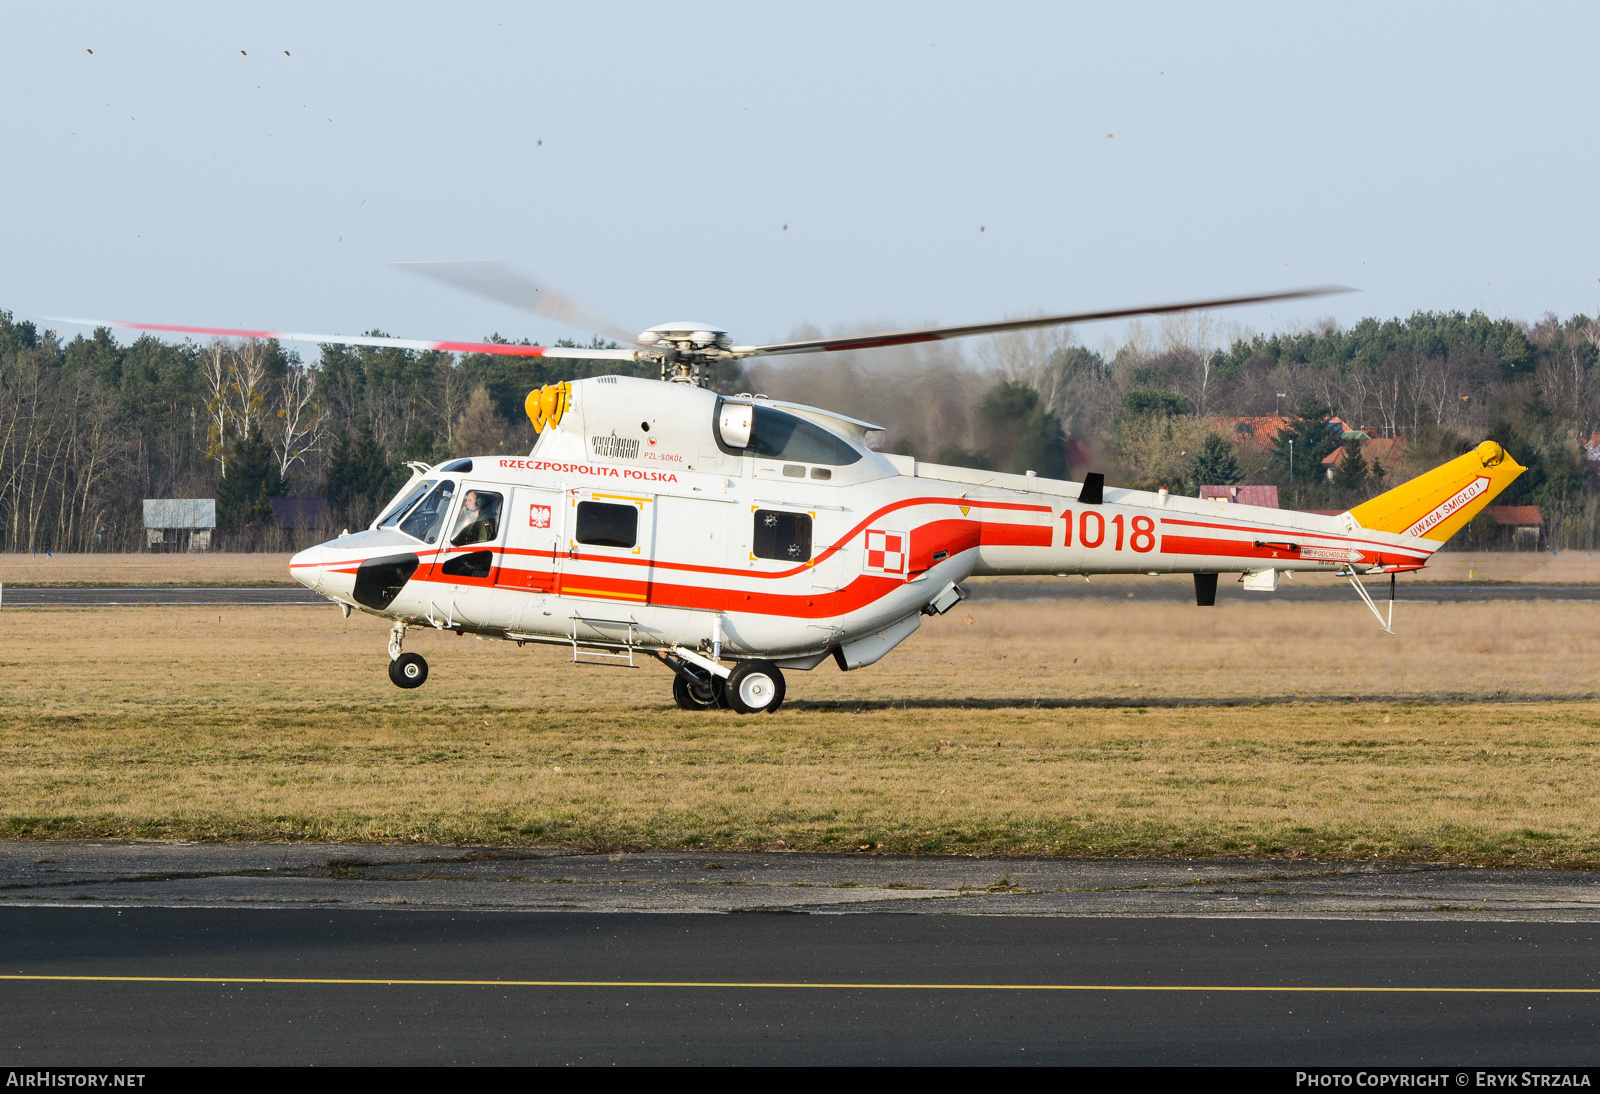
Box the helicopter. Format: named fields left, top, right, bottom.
left=58, top=271, right=1524, bottom=713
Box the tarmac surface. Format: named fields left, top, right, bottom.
left=4, top=581, right=1599, bottom=607
left=6, top=843, right=1600, bottom=919
left=2, top=845, right=1597, bottom=1063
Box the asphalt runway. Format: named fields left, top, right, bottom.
left=0, top=585, right=326, bottom=607
left=3, top=846, right=1598, bottom=1064
left=4, top=582, right=1598, bottom=607
left=3, top=909, right=1597, bottom=1065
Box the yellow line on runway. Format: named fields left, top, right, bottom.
left=0, top=975, right=1596, bottom=993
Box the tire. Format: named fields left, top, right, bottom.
left=389, top=652, right=429, bottom=689
left=673, top=673, right=718, bottom=711
left=726, top=660, right=785, bottom=714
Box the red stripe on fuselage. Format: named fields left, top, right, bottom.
left=1159, top=534, right=1365, bottom=564
left=1158, top=515, right=1428, bottom=559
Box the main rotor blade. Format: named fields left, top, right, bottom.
left=386, top=260, right=639, bottom=346
left=33, top=316, right=642, bottom=361
left=732, top=286, right=1352, bottom=358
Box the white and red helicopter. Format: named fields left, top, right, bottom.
left=61, top=271, right=1524, bottom=712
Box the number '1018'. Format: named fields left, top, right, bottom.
left=1060, top=510, right=1155, bottom=552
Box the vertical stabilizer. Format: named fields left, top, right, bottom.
left=1348, top=441, right=1525, bottom=541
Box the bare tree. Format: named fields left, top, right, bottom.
left=230, top=339, right=272, bottom=438
left=200, top=341, right=232, bottom=476
left=274, top=362, right=325, bottom=480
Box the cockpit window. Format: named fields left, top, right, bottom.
left=377, top=481, right=433, bottom=529
left=398, top=481, right=456, bottom=543
left=745, top=407, right=862, bottom=466
left=451, top=489, right=503, bottom=546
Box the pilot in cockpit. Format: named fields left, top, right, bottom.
left=451, top=489, right=501, bottom=545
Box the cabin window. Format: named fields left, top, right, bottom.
left=398, top=481, right=455, bottom=543
left=441, top=550, right=493, bottom=579
left=753, top=509, right=812, bottom=562
left=450, top=489, right=503, bottom=546
left=783, top=464, right=805, bottom=478
left=575, top=501, right=638, bottom=549
left=810, top=467, right=831, bottom=480
left=746, top=407, right=863, bottom=466
left=377, top=481, right=432, bottom=529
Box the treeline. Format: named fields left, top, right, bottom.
left=2, top=306, right=1597, bottom=552
left=0, top=312, right=646, bottom=551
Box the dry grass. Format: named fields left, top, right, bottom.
left=2, top=600, right=1598, bottom=863
left=0, top=553, right=295, bottom=586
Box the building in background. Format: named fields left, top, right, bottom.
left=267, top=497, right=330, bottom=530
left=1199, top=484, right=1280, bottom=508
left=1321, top=434, right=1406, bottom=481
left=1207, top=415, right=1288, bottom=452
left=143, top=499, right=215, bottom=552
left=1487, top=505, right=1544, bottom=550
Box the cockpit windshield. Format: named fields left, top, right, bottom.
left=745, top=407, right=863, bottom=466
left=377, top=481, right=433, bottom=529
left=398, top=481, right=456, bottom=543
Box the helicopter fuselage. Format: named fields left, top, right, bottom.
left=289, top=375, right=1437, bottom=678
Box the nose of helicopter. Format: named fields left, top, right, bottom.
left=289, top=544, right=328, bottom=592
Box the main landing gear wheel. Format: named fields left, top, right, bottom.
left=672, top=673, right=719, bottom=711
left=726, top=659, right=785, bottom=714
left=389, top=652, right=429, bottom=689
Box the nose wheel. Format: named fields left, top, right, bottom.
left=386, top=622, right=428, bottom=688
left=389, top=652, right=429, bottom=688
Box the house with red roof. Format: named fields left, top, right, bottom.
left=1321, top=435, right=1405, bottom=481
left=1207, top=415, right=1288, bottom=452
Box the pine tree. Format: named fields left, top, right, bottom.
left=978, top=381, right=1067, bottom=478
left=1273, top=395, right=1339, bottom=483
left=1332, top=439, right=1369, bottom=491
left=323, top=423, right=396, bottom=526
left=1187, top=433, right=1242, bottom=490
left=216, top=426, right=289, bottom=532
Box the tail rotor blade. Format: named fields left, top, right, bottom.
left=387, top=260, right=639, bottom=346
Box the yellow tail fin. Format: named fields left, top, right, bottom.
left=1348, top=441, right=1525, bottom=541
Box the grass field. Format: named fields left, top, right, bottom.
left=3, top=599, right=1598, bottom=863
left=0, top=553, right=296, bottom=586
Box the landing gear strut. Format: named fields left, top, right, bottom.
left=658, top=651, right=784, bottom=714
left=387, top=621, right=429, bottom=689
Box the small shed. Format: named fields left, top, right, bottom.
left=143, top=499, right=216, bottom=552
left=268, top=497, right=330, bottom=529
left=1200, top=484, right=1280, bottom=508
left=1487, top=505, right=1543, bottom=550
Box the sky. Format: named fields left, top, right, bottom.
left=4, top=2, right=1599, bottom=361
